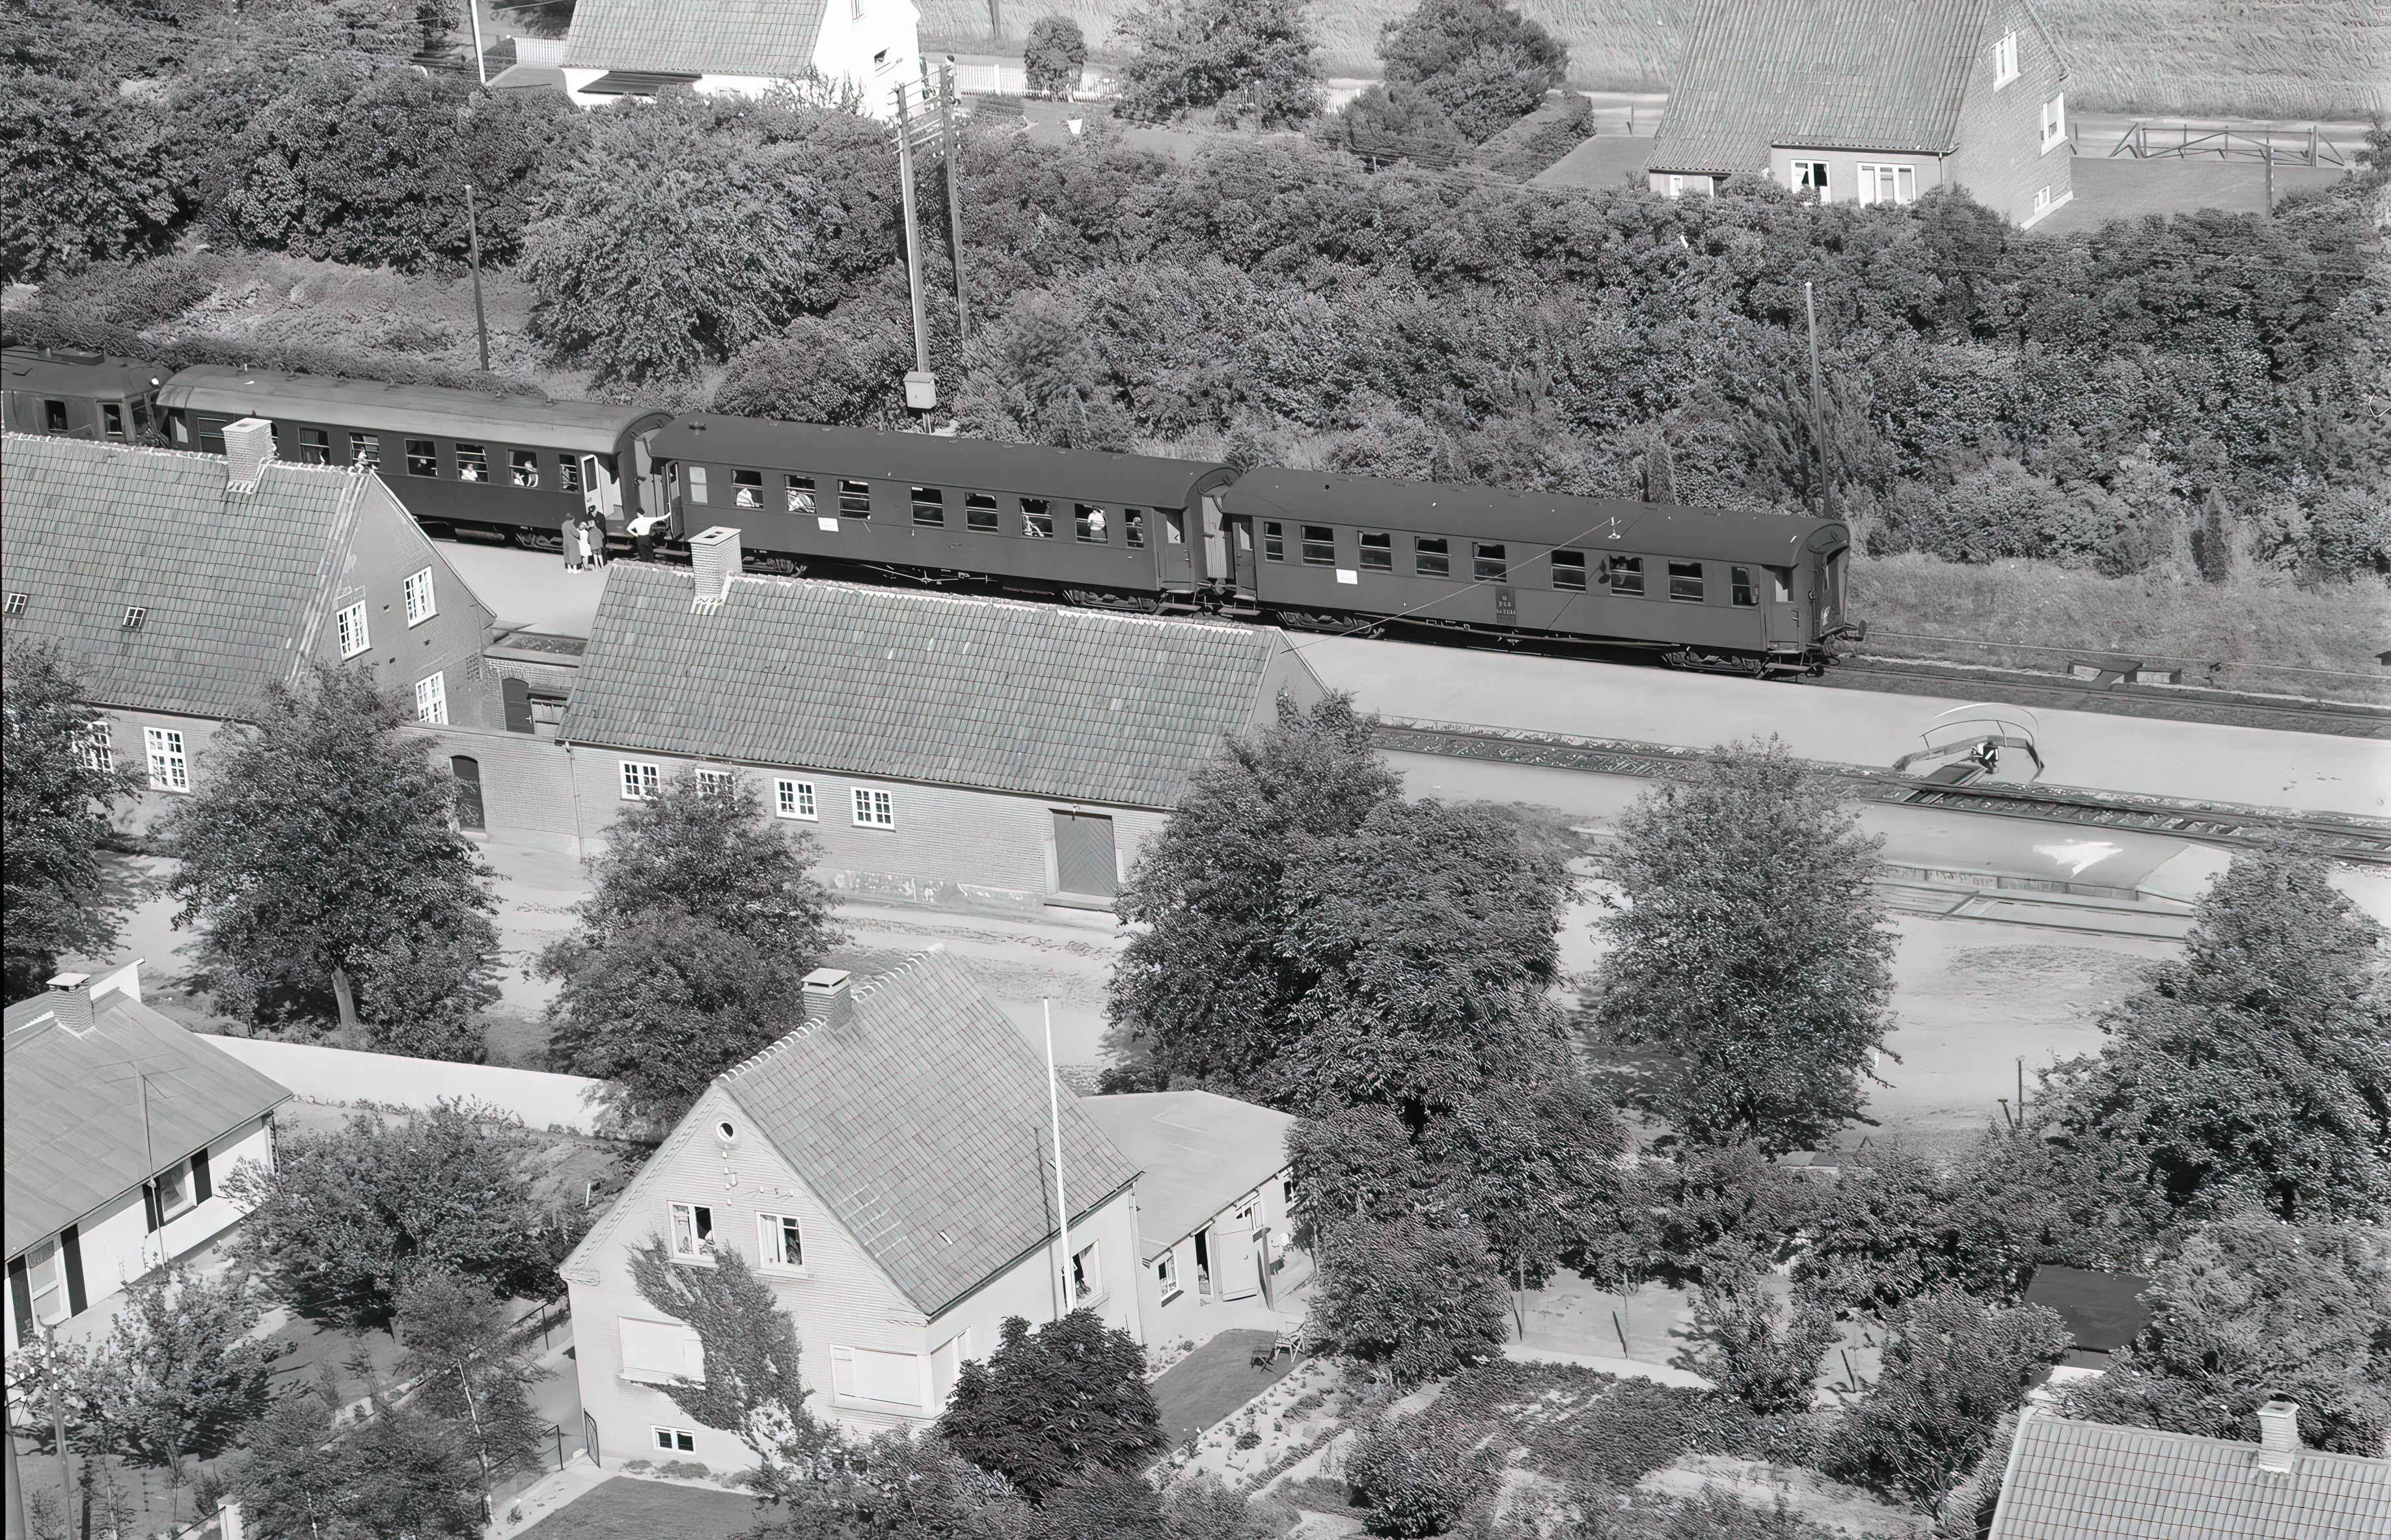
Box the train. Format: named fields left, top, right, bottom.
left=2, top=344, right=1861, bottom=673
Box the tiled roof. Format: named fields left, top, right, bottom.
left=562, top=0, right=828, bottom=77
left=719, top=949, right=1139, bottom=1317
left=1082, top=1092, right=1296, bottom=1262
left=0, top=435, right=362, bottom=719
left=5, top=973, right=292, bottom=1256
left=1650, top=0, right=1992, bottom=174
left=558, top=564, right=1304, bottom=809
left=1988, top=1411, right=2391, bottom=1540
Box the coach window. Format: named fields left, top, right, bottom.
left=687, top=466, right=709, bottom=504
left=913, top=487, right=946, bottom=526
left=1262, top=522, right=1285, bottom=561
left=1604, top=554, right=1644, bottom=595
left=558, top=455, right=582, bottom=493
left=351, top=433, right=379, bottom=468
left=44, top=399, right=68, bottom=433
left=103, top=403, right=126, bottom=438
left=200, top=421, right=227, bottom=454
left=1769, top=567, right=1793, bottom=602
left=1124, top=509, right=1146, bottom=548
left=456, top=444, right=489, bottom=482
left=838, top=479, right=871, bottom=518
left=787, top=476, right=817, bottom=514
left=1414, top=536, right=1450, bottom=577
left=964, top=493, right=1000, bottom=532
left=1076, top=504, right=1107, bottom=543
left=511, top=450, right=540, bottom=488
left=299, top=427, right=333, bottom=464
left=1021, top=498, right=1054, bottom=538
left=1668, top=561, right=1704, bottom=602
left=1473, top=543, right=1507, bottom=582
left=1551, top=549, right=1587, bottom=591
left=405, top=439, right=437, bottom=477
left=1730, top=566, right=1758, bottom=606
left=1302, top=526, right=1335, bottom=565
left=735, top=470, right=765, bottom=509
left=1359, top=532, right=1392, bottom=571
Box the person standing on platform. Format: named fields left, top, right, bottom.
left=560, top=513, right=581, bottom=571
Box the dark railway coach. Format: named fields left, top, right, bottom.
left=2, top=345, right=166, bottom=441
left=156, top=367, right=670, bottom=541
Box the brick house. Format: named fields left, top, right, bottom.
left=0, top=431, right=502, bottom=826
left=560, top=0, right=920, bottom=113
left=545, top=536, right=1326, bottom=912
left=1648, top=0, right=2073, bottom=226
left=560, top=949, right=1142, bottom=1462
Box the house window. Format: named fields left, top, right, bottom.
left=1156, top=1250, right=1180, bottom=1301
left=103, top=402, right=126, bottom=438
left=1473, top=543, right=1507, bottom=582
left=759, top=1213, right=804, bottom=1270
left=1792, top=161, right=1829, bottom=198
left=838, top=479, right=871, bottom=518
left=830, top=1347, right=924, bottom=1409
left=298, top=427, right=332, bottom=464
left=620, top=761, right=661, bottom=800
left=772, top=777, right=818, bottom=820
left=787, top=475, right=817, bottom=514
left=18, top=1238, right=71, bottom=1332
left=404, top=439, right=437, bottom=477
left=403, top=567, right=436, bottom=626
left=1855, top=164, right=1917, bottom=205
left=144, top=728, right=188, bottom=792
left=511, top=449, right=540, bottom=488
left=83, top=720, right=114, bottom=773
left=413, top=672, right=448, bottom=725
left=1125, top=508, right=1146, bottom=548
left=2034, top=185, right=2053, bottom=214
left=1668, top=561, right=1704, bottom=602
left=1551, top=549, right=1587, bottom=591
left=619, top=1317, right=702, bottom=1383
left=122, top=606, right=146, bottom=630
left=913, top=487, right=945, bottom=526
left=3, top=592, right=25, bottom=616
left=1075, top=504, right=1107, bottom=543
left=351, top=433, right=380, bottom=468
left=1414, top=536, right=1450, bottom=576
left=1299, top=525, right=1335, bottom=565
left=853, top=787, right=894, bottom=828
left=694, top=768, right=736, bottom=798
left=1070, top=1241, right=1100, bottom=1303
left=735, top=470, right=764, bottom=509
left=1020, top=498, right=1054, bottom=538
left=1665, top=174, right=1684, bottom=198
left=1993, top=30, right=2019, bottom=88
left=2040, top=94, right=2066, bottom=152
left=558, top=455, right=583, bottom=494
left=1261, top=522, right=1284, bottom=561
left=670, top=1202, right=715, bottom=1259
left=685, top=466, right=709, bottom=504
left=1359, top=531, right=1392, bottom=571
left=150, top=1159, right=195, bottom=1226
left=455, top=443, right=488, bottom=483
left=1731, top=566, right=1758, bottom=607
left=966, top=493, right=1000, bottom=532
left=1605, top=555, right=1645, bottom=595
left=336, top=602, right=370, bottom=658
left=653, top=1427, right=696, bottom=1453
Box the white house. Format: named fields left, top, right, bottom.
left=560, top=949, right=1143, bottom=1468
left=4, top=963, right=290, bottom=1352
left=560, top=0, right=923, bottom=116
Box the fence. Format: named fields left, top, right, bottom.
left=2107, top=121, right=2351, bottom=166
left=200, top=1034, right=612, bottom=1135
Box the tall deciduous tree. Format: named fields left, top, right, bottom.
left=1309, top=1210, right=1512, bottom=1385
left=0, top=72, right=181, bottom=281
left=1591, top=737, right=1897, bottom=1154
left=937, top=1311, right=1165, bottom=1501
left=1376, top=0, right=1568, bottom=144
left=1672, top=1278, right=1837, bottom=1415
left=159, top=667, right=500, bottom=1059
left=394, top=1272, right=551, bottom=1494
left=2, top=638, right=139, bottom=1002
left=235, top=1366, right=489, bottom=1540
left=1023, top=15, right=1089, bottom=98
left=1115, top=0, right=1322, bottom=128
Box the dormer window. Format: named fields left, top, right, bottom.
left=122, top=606, right=147, bottom=630
left=1993, top=31, right=2019, bottom=88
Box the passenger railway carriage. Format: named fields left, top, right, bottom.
left=2, top=346, right=167, bottom=442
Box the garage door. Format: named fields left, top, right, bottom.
left=1054, top=811, right=1119, bottom=898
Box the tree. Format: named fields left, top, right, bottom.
left=1344, top=1404, right=1497, bottom=1537
left=159, top=667, right=500, bottom=1059
left=936, top=1311, right=1165, bottom=1502
left=1673, top=1278, right=1837, bottom=1416
left=1590, top=738, right=1897, bottom=1154
left=394, top=1272, right=550, bottom=1498
left=1318, top=83, right=1466, bottom=166
left=225, top=1103, right=575, bottom=1331
left=0, top=70, right=180, bottom=281
left=2039, top=847, right=2390, bottom=1224
left=1023, top=16, right=1088, bottom=98
left=541, top=775, right=840, bottom=1124
left=2059, top=1215, right=2391, bottom=1455
left=1376, top=0, right=1567, bottom=144
left=3, top=638, right=139, bottom=1002
left=1827, top=1292, right=2068, bottom=1515
left=1309, top=1211, right=1511, bottom=1385
left=1421, top=1075, right=1632, bottom=1293
left=236, top=1368, right=489, bottom=1540
left=1114, top=0, right=1322, bottom=128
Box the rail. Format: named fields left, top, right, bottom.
left=2107, top=121, right=2349, bottom=166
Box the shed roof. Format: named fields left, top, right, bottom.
left=0, top=435, right=365, bottom=718
left=5, top=969, right=291, bottom=1256
left=157, top=366, right=666, bottom=455
left=558, top=563, right=1309, bottom=809
left=1649, top=0, right=2001, bottom=174
left=2023, top=1264, right=2151, bottom=1356
left=1986, top=1410, right=2391, bottom=1540
left=717, top=949, right=1139, bottom=1317
left=1080, top=1092, right=1296, bottom=1262
left=562, top=0, right=830, bottom=78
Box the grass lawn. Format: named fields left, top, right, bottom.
left=2044, top=157, right=2356, bottom=232
left=515, top=1477, right=758, bottom=1540
left=1151, top=1329, right=1294, bottom=1448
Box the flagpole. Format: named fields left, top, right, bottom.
left=1045, top=998, right=1071, bottom=1316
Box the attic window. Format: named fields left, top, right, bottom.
left=1993, top=31, right=2019, bottom=88
left=4, top=593, right=25, bottom=617
left=122, top=606, right=147, bottom=630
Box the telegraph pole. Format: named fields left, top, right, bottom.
left=939, top=60, right=971, bottom=344
left=464, top=185, right=491, bottom=374
left=893, top=85, right=937, bottom=413
left=1804, top=280, right=1833, bottom=520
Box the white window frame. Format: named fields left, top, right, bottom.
left=1855, top=163, right=1917, bottom=206
left=774, top=777, right=817, bottom=821
left=1665, top=173, right=1684, bottom=198
left=154, top=1160, right=196, bottom=1222
left=144, top=727, right=188, bottom=792
left=669, top=1200, right=715, bottom=1261
left=335, top=601, right=370, bottom=659
left=2040, top=94, right=2066, bottom=154
left=1790, top=160, right=1829, bottom=199
left=21, top=1238, right=69, bottom=1328
left=652, top=1426, right=697, bottom=1453
left=413, top=672, right=448, bottom=725
left=827, top=1345, right=927, bottom=1411
left=83, top=719, right=115, bottom=774
left=1156, top=1249, right=1181, bottom=1302
left=758, top=1213, right=806, bottom=1272
left=402, top=567, right=437, bottom=627
left=852, top=787, right=894, bottom=828
left=2034, top=184, right=2053, bottom=213
left=1993, top=30, right=2019, bottom=88
left=694, top=768, right=737, bottom=799
left=1070, top=1240, right=1102, bottom=1304
left=620, top=761, right=661, bottom=800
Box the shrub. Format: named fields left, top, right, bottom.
left=1345, top=1408, right=1496, bottom=1537
left=1023, top=16, right=1088, bottom=98
left=1319, top=83, right=1467, bottom=165
left=1114, top=0, right=1322, bottom=128
left=1378, top=0, right=1568, bottom=144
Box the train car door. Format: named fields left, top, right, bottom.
left=580, top=454, right=619, bottom=526
left=1763, top=565, right=1801, bottom=651
left=1223, top=515, right=1257, bottom=602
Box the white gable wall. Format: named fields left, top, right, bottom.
left=811, top=0, right=920, bottom=118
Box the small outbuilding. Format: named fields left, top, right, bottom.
left=2022, top=1263, right=2151, bottom=1371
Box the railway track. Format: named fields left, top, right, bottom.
left=1370, top=717, right=2391, bottom=864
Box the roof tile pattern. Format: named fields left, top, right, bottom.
left=563, top=0, right=828, bottom=76
left=1, top=436, right=361, bottom=718
left=720, top=949, right=1138, bottom=1317
left=1081, top=1092, right=1296, bottom=1261
left=1988, top=1412, right=2391, bottom=1540
left=1650, top=0, right=1990, bottom=174
left=559, top=564, right=1291, bottom=809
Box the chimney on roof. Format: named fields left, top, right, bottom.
left=690, top=526, right=743, bottom=607
left=47, top=972, right=91, bottom=993
left=223, top=418, right=275, bottom=489
left=802, top=968, right=853, bottom=1033
left=2256, top=1401, right=2301, bottom=1473
left=43, top=973, right=97, bottom=1036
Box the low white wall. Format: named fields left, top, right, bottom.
left=200, top=1036, right=609, bottom=1135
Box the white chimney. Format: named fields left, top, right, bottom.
left=2256, top=1400, right=2301, bottom=1473
left=689, top=525, right=743, bottom=606
left=46, top=972, right=91, bottom=992
left=223, top=418, right=276, bottom=489
left=801, top=968, right=853, bottom=1032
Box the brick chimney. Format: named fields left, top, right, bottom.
left=801, top=968, right=853, bottom=1032
left=2256, top=1400, right=2301, bottom=1474
left=690, top=526, right=743, bottom=608
left=44, top=972, right=96, bottom=1035
left=223, top=418, right=275, bottom=489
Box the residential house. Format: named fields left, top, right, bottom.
left=547, top=541, right=1326, bottom=911
left=1985, top=1402, right=2391, bottom=1539
left=1647, top=0, right=2073, bottom=226
left=560, top=950, right=1142, bottom=1465
left=560, top=0, right=921, bottom=113
left=5, top=963, right=291, bottom=1351
left=0, top=431, right=502, bottom=826
left=1081, top=1092, right=1302, bottom=1340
